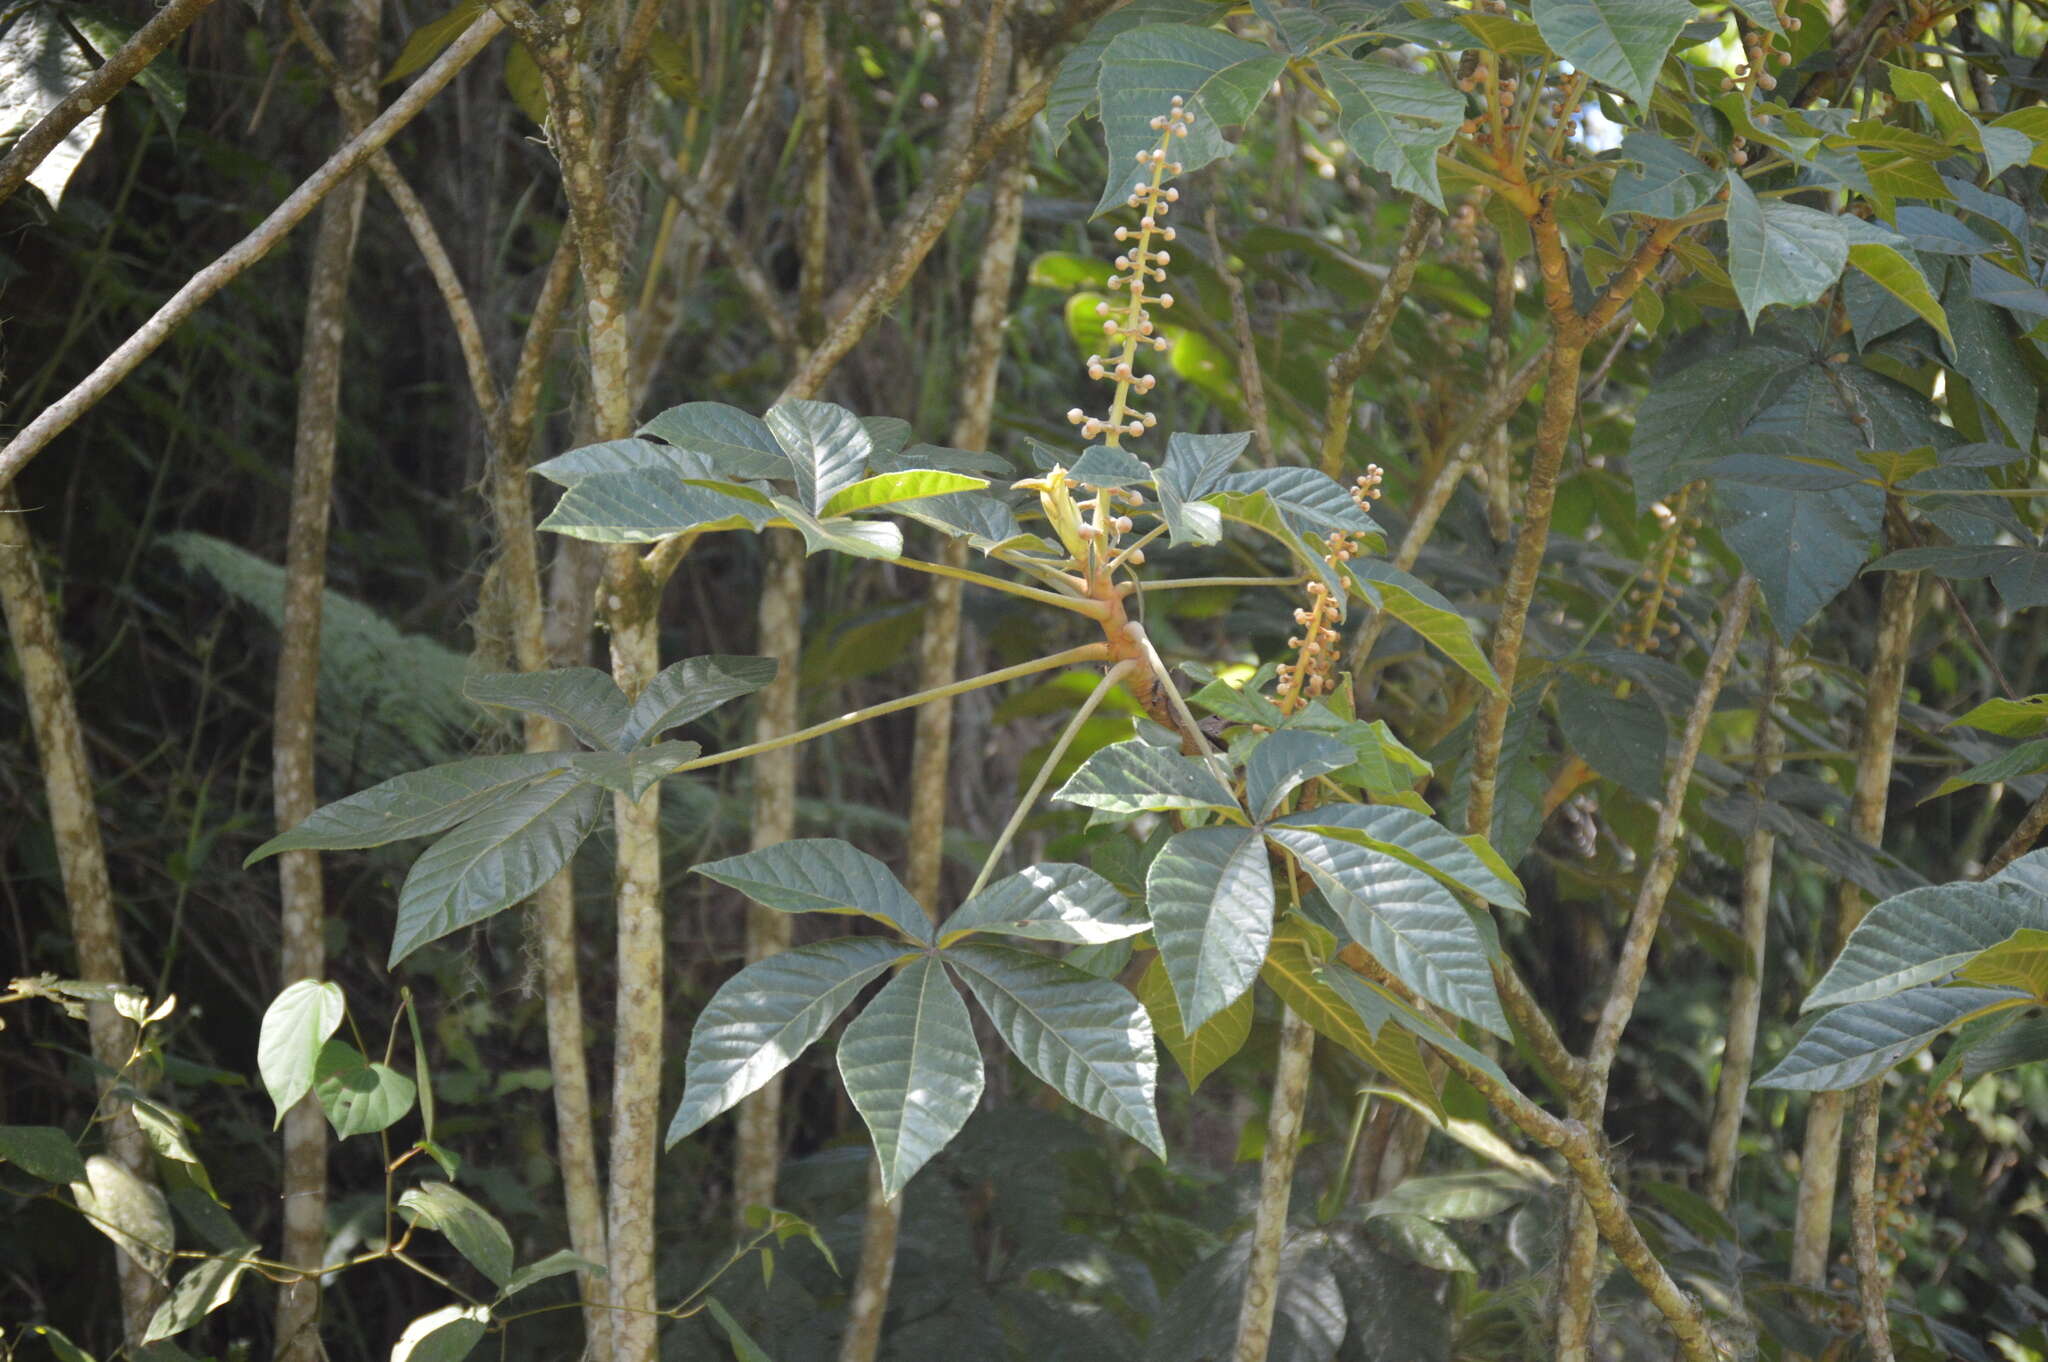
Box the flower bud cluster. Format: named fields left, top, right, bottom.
left=1066, top=98, right=1193, bottom=446
left=1276, top=468, right=1383, bottom=712
left=1719, top=21, right=1793, bottom=95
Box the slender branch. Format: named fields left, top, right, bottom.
left=0, top=9, right=507, bottom=492
left=1232, top=1007, right=1317, bottom=1362
left=1137, top=575, right=1301, bottom=593
left=0, top=0, right=220, bottom=208
left=1985, top=785, right=2048, bottom=876
left=645, top=155, right=795, bottom=349
left=1706, top=638, right=1782, bottom=1211
left=1205, top=204, right=1273, bottom=464
left=1851, top=1081, right=1897, bottom=1362
left=970, top=662, right=1137, bottom=900
left=1319, top=204, right=1440, bottom=478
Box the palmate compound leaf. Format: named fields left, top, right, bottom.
left=1243, top=730, right=1355, bottom=822
left=1147, top=825, right=1275, bottom=1032
left=1154, top=431, right=1249, bottom=545
left=1531, top=0, right=1690, bottom=106
left=537, top=467, right=775, bottom=542
left=618, top=653, right=779, bottom=747
left=464, top=667, right=629, bottom=751
left=838, top=956, right=984, bottom=1199
left=1755, top=985, right=2029, bottom=1091
left=693, top=838, right=934, bottom=943
left=1266, top=805, right=1525, bottom=913
left=949, top=943, right=1166, bottom=1159
left=1053, top=737, right=1241, bottom=816
left=390, top=772, right=607, bottom=965
left=638, top=401, right=794, bottom=480
left=667, top=937, right=911, bottom=1146
left=1136, top=952, right=1253, bottom=1092
left=245, top=752, right=573, bottom=863
left=1090, top=24, right=1285, bottom=217
left=257, top=979, right=347, bottom=1126
left=1804, top=881, right=2048, bottom=1010
left=1268, top=829, right=1509, bottom=1037
left=938, top=863, right=1149, bottom=946
left=766, top=398, right=872, bottom=514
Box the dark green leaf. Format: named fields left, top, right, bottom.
left=0, top=1125, right=87, bottom=1183
left=1267, top=804, right=1524, bottom=912
left=620, top=654, right=778, bottom=746
left=1715, top=478, right=1881, bottom=634
left=537, top=467, right=775, bottom=542
left=144, top=1255, right=250, bottom=1343
left=1054, top=738, right=1241, bottom=815
left=640, top=402, right=794, bottom=480
left=1756, top=986, right=2027, bottom=1090
left=1148, top=826, right=1275, bottom=1031
left=765, top=399, right=872, bottom=513
left=1244, top=730, right=1354, bottom=821
left=501, top=1249, right=605, bottom=1297
left=837, top=956, right=984, bottom=1198
left=1066, top=445, right=1155, bottom=488
left=1043, top=0, right=1220, bottom=149
left=464, top=668, right=628, bottom=751
left=1092, top=25, right=1285, bottom=216
left=1343, top=559, right=1499, bottom=691
left=1532, top=0, right=1690, bottom=106
left=692, top=839, right=934, bottom=942
left=1554, top=677, right=1666, bottom=802
left=1724, top=174, right=1848, bottom=327
left=399, top=1182, right=515, bottom=1287
left=1320, top=55, right=1466, bottom=208
left=1135, top=952, right=1252, bottom=1092
left=1604, top=131, right=1716, bottom=219
left=246, top=752, right=572, bottom=863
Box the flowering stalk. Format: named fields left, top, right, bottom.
left=1277, top=468, right=1382, bottom=714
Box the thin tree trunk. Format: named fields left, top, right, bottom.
left=1791, top=569, right=1919, bottom=1289
left=1706, top=640, right=1782, bottom=1211
left=1850, top=1081, right=1896, bottom=1362
left=836, top=128, right=1028, bottom=1362
left=0, top=490, right=159, bottom=1344
left=1232, top=1007, right=1316, bottom=1362
left=272, top=1, right=380, bottom=1348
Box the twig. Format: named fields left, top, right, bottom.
left=0, top=9, right=508, bottom=492
left=0, top=0, right=220, bottom=207
left=1984, top=785, right=2048, bottom=876
left=1205, top=204, right=1273, bottom=464
left=1319, top=205, right=1440, bottom=479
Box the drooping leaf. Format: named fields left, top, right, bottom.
left=766, top=399, right=873, bottom=513
left=464, top=668, right=628, bottom=751
left=692, top=839, right=934, bottom=943
left=939, top=863, right=1148, bottom=946
left=1846, top=242, right=1951, bottom=346
left=1136, top=953, right=1252, bottom=1092
left=391, top=773, right=607, bottom=965
left=1554, top=677, right=1666, bottom=802
left=837, top=957, right=984, bottom=1198
left=950, top=943, right=1166, bottom=1158
left=818, top=469, right=990, bottom=518
left=1804, top=882, right=2047, bottom=1010
left=0, top=1125, right=88, bottom=1183
left=639, top=402, right=793, bottom=480
left=1270, top=830, right=1508, bottom=1036
left=1715, top=477, right=1882, bottom=635
left=1244, top=730, right=1355, bottom=822
left=258, top=980, right=348, bottom=1126
left=619, top=654, right=779, bottom=747
left=1266, top=805, right=1524, bottom=913
left=1365, top=1170, right=1533, bottom=1223
left=145, top=1254, right=252, bottom=1343
left=71, top=1154, right=175, bottom=1278
left=537, top=467, right=775, bottom=542
left=1267, top=957, right=1444, bottom=1119
left=1756, top=986, right=2027, bottom=1091
left=246, top=753, right=572, bottom=863
left=501, top=1249, right=606, bottom=1297
left=767, top=494, right=906, bottom=561
left=1054, top=738, right=1241, bottom=816
left=705, top=1298, right=775, bottom=1362
left=1626, top=342, right=1802, bottom=507
left=1343, top=560, right=1499, bottom=691
left=667, top=937, right=909, bottom=1145
left=1148, top=825, right=1275, bottom=1032
left=1066, top=445, right=1156, bottom=488
left=1724, top=174, right=1849, bottom=327
left=399, top=1182, right=516, bottom=1287
left=1531, top=0, right=1691, bottom=106
left=384, top=1, right=485, bottom=83
left=1928, top=738, right=2048, bottom=799
left=1960, top=1014, right=2048, bottom=1078
left=0, top=7, right=105, bottom=206
left=1952, top=694, right=2048, bottom=739
left=1091, top=24, right=1285, bottom=216
left=564, top=742, right=701, bottom=800
left=1320, top=55, right=1466, bottom=209
left=313, top=1040, right=417, bottom=1138
left=389, top=1306, right=489, bottom=1362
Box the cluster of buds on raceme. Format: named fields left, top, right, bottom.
left=1277, top=467, right=1384, bottom=711
left=1013, top=466, right=1151, bottom=574
left=1066, top=98, right=1193, bottom=446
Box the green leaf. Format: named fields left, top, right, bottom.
left=768, top=494, right=905, bottom=561
left=0, top=6, right=105, bottom=207
left=950, top=942, right=1166, bottom=1158
left=144, top=1254, right=251, bottom=1343
left=1091, top=25, right=1285, bottom=217
left=1155, top=432, right=1247, bottom=544
left=1190, top=675, right=1286, bottom=727
left=1604, top=131, right=1716, bottom=219
left=390, top=1306, right=489, bottom=1362
left=1043, top=0, right=1220, bottom=149
left=399, top=1182, right=515, bottom=1287
left=1960, top=1014, right=2048, bottom=1078
left=639, top=402, right=793, bottom=480
left=1053, top=738, right=1241, bottom=816
left=246, top=752, right=572, bottom=863
left=1716, top=477, right=1881, bottom=634
left=564, top=741, right=702, bottom=801
left=1626, top=342, right=1802, bottom=507
left=1135, top=952, right=1252, bottom=1092
left=693, top=839, right=934, bottom=942
left=1929, top=738, right=2048, bottom=799
left=1756, top=985, right=2027, bottom=1091
left=1369, top=1214, right=1476, bottom=1273
left=1244, top=730, right=1354, bottom=821
left=258, top=980, right=347, bottom=1126
left=766, top=399, right=871, bottom=514
left=1342, top=559, right=1499, bottom=691
left=532, top=435, right=716, bottom=484
left=620, top=654, right=779, bottom=747
left=537, top=467, right=774, bottom=542
left=667, top=937, right=909, bottom=1145
left=1269, top=830, right=1508, bottom=1037
left=1066, top=445, right=1156, bottom=488
left=1366, top=1170, right=1532, bottom=1222
left=391, top=773, right=607, bottom=965
left=872, top=441, right=1012, bottom=477
left=1847, top=242, right=1951, bottom=345
left=1320, top=55, right=1467, bottom=209
left=1946, top=259, right=2037, bottom=447
left=313, top=1040, right=417, bottom=1138
left=1959, top=928, right=2048, bottom=998
left=705, top=1298, right=776, bottom=1362
left=0, top=1125, right=87, bottom=1183
left=1953, top=694, right=2048, bottom=739
left=71, top=1154, right=175, bottom=1278
left=1147, top=826, right=1275, bottom=1031
left=1554, top=677, right=1666, bottom=802
left=837, top=956, right=984, bottom=1198
left=384, top=1, right=484, bottom=83
left=1724, top=174, right=1849, bottom=327
left=21, top=1326, right=95, bottom=1362
left=939, top=863, right=1148, bottom=945
left=67, top=13, right=185, bottom=134
left=464, top=668, right=628, bottom=751
left=500, top=1249, right=605, bottom=1297
left=1267, top=805, right=1524, bottom=913
left=1532, top=0, right=1690, bottom=106
left=819, top=469, right=990, bottom=518
left=1261, top=925, right=1445, bottom=1119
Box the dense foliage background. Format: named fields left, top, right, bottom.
left=5, top=0, right=2048, bottom=1360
